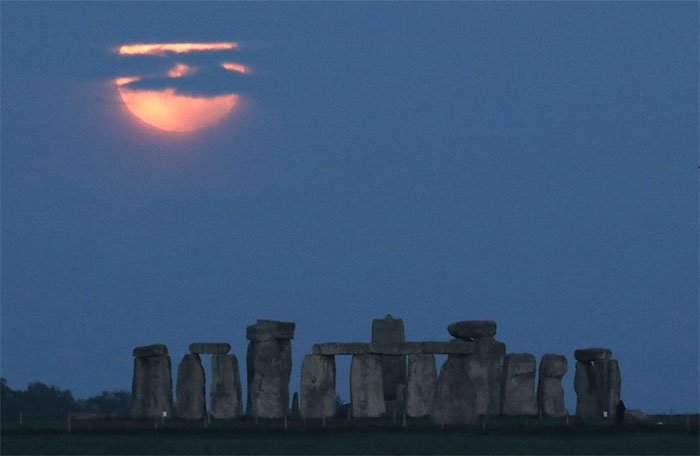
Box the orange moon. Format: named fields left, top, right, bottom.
left=117, top=86, right=238, bottom=133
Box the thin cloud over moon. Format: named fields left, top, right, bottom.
left=114, top=41, right=248, bottom=133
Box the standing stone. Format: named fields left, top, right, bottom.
left=210, top=354, right=242, bottom=419
left=405, top=354, right=437, bottom=417
left=350, top=354, right=386, bottom=418
left=371, top=315, right=406, bottom=402
left=501, top=353, right=537, bottom=416
left=300, top=355, right=336, bottom=419
left=290, top=392, right=300, bottom=418
left=176, top=353, right=206, bottom=420
left=574, top=348, right=621, bottom=420
left=487, top=340, right=506, bottom=416
left=246, top=320, right=295, bottom=419
left=537, top=354, right=568, bottom=417
left=431, top=355, right=477, bottom=425
left=130, top=346, right=173, bottom=419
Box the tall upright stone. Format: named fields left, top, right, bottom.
left=574, top=348, right=621, bottom=420
left=501, top=353, right=537, bottom=416
left=300, top=355, right=336, bottom=419
left=130, top=344, right=173, bottom=419
left=350, top=354, right=386, bottom=418
left=537, top=354, right=568, bottom=417
left=431, top=355, right=477, bottom=425
left=210, top=354, right=243, bottom=419
left=176, top=353, right=206, bottom=420
left=371, top=315, right=406, bottom=403
left=405, top=354, right=437, bottom=417
left=246, top=320, right=295, bottom=419
left=447, top=321, right=505, bottom=416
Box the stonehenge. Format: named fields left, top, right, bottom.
left=130, top=344, right=173, bottom=419
left=128, top=319, right=623, bottom=426
left=574, top=348, right=621, bottom=420
left=246, top=320, right=295, bottom=419
left=537, top=354, right=568, bottom=417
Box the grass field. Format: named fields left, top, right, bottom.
left=2, top=416, right=698, bottom=455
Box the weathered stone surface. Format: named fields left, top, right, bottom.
left=372, top=315, right=406, bottom=401
left=487, top=340, right=506, bottom=416
left=431, top=355, right=477, bottom=425
left=300, top=355, right=336, bottom=419
left=501, top=353, right=537, bottom=416
left=176, top=354, right=206, bottom=420
left=448, top=321, right=497, bottom=340
left=537, top=354, right=568, bottom=417
left=574, top=357, right=621, bottom=420
left=131, top=354, right=173, bottom=418
left=189, top=343, right=231, bottom=354
left=405, top=354, right=437, bottom=417
left=133, top=344, right=168, bottom=357
left=210, top=354, right=242, bottom=419
left=574, top=348, right=612, bottom=362
left=247, top=338, right=292, bottom=418
left=350, top=354, right=385, bottom=418
left=312, top=341, right=474, bottom=355
left=466, top=338, right=505, bottom=416
left=246, top=320, right=295, bottom=342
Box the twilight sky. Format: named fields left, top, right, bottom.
left=1, top=2, right=698, bottom=413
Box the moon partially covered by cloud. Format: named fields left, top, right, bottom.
left=114, top=42, right=248, bottom=133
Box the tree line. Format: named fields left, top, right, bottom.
left=0, top=378, right=130, bottom=421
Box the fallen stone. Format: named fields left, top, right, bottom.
left=350, top=354, right=385, bottom=418
left=300, top=355, right=336, bottom=419
left=574, top=348, right=612, bottom=362
left=133, top=344, right=168, bottom=357
left=210, top=354, right=242, bottom=419
left=311, top=341, right=474, bottom=356
left=246, top=320, right=295, bottom=342
left=431, top=355, right=477, bottom=425
left=372, top=315, right=406, bottom=401
left=176, top=354, right=206, bottom=420
left=447, top=321, right=497, bottom=340
left=501, top=353, right=537, bottom=416
left=247, top=339, right=293, bottom=419
left=537, top=354, right=568, bottom=418
left=130, top=354, right=173, bottom=419
left=189, top=343, right=231, bottom=354
left=405, top=354, right=437, bottom=417
left=625, top=409, right=649, bottom=424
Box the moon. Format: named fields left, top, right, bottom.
left=117, top=85, right=239, bottom=133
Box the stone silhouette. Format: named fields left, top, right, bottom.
left=189, top=343, right=231, bottom=355
left=300, top=354, right=336, bottom=419
left=405, top=354, right=437, bottom=417
left=176, top=353, right=206, bottom=419
left=246, top=320, right=295, bottom=419
left=350, top=354, right=386, bottom=418
left=501, top=353, right=537, bottom=416
left=130, top=344, right=174, bottom=419
left=210, top=354, right=243, bottom=419
left=574, top=348, right=621, bottom=420
left=431, top=355, right=477, bottom=425
left=537, top=354, right=568, bottom=417
left=371, top=315, right=406, bottom=405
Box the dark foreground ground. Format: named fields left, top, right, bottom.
left=2, top=415, right=698, bottom=455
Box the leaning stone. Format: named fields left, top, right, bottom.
left=210, top=354, right=242, bottom=419
left=405, top=354, right=437, bottom=417
left=176, top=354, right=206, bottom=420
left=130, top=354, right=173, bottom=418
left=247, top=339, right=292, bottom=419
left=300, top=355, right=336, bottom=419
left=537, top=354, right=568, bottom=417
left=350, top=354, right=385, bottom=418
left=189, top=343, right=231, bottom=354
left=501, top=353, right=537, bottom=416
left=133, top=344, right=168, bottom=357
left=447, top=321, right=497, bottom=340
left=246, top=320, right=295, bottom=342
left=372, top=315, right=406, bottom=401
left=574, top=348, right=612, bottom=362
left=431, top=355, right=477, bottom=425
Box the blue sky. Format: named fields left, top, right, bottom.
left=1, top=2, right=698, bottom=413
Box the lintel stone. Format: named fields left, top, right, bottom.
left=189, top=343, right=231, bottom=354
